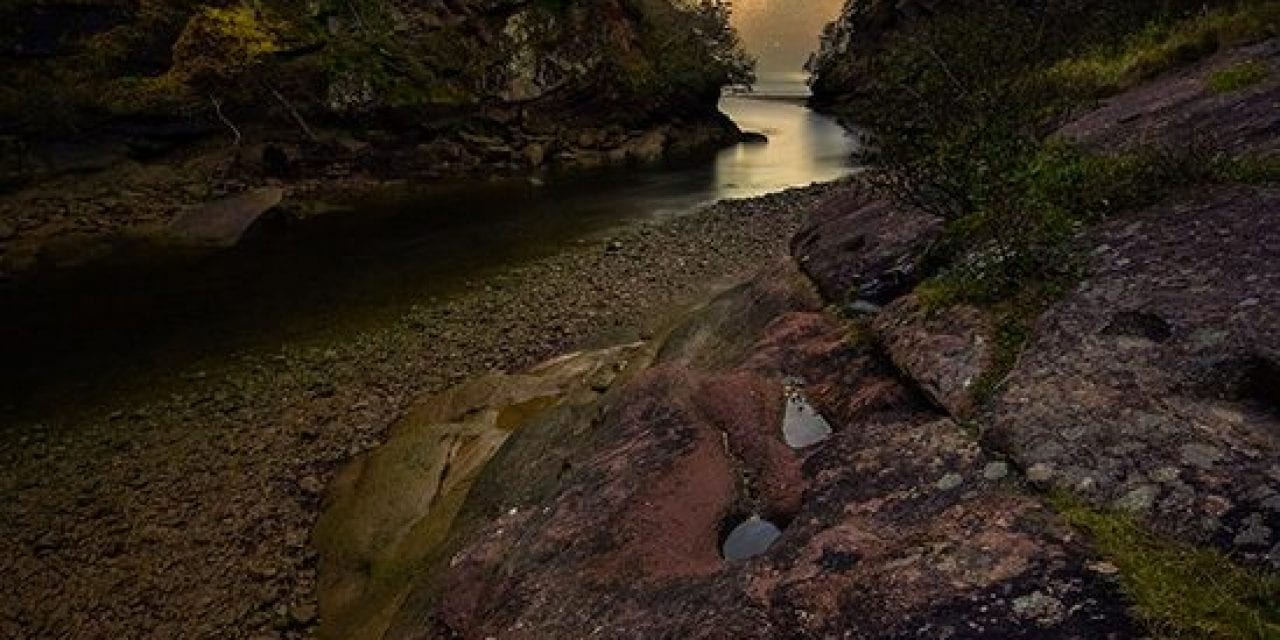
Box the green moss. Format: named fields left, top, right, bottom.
left=1052, top=494, right=1280, bottom=639
left=1048, top=2, right=1280, bottom=98
left=1208, top=60, right=1271, bottom=93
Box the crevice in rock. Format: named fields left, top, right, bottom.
left=1102, top=310, right=1174, bottom=342
left=1193, top=353, right=1280, bottom=416
left=1241, top=355, right=1280, bottom=417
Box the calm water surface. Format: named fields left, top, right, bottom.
left=1, top=90, right=858, bottom=414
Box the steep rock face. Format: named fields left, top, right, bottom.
left=0, top=0, right=748, bottom=277
left=0, top=0, right=744, bottom=189
left=0, top=0, right=742, bottom=153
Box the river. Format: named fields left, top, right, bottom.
left=0, top=88, right=857, bottom=417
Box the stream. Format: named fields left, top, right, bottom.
left=0, top=84, right=858, bottom=418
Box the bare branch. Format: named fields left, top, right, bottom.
left=209, top=94, right=242, bottom=147
left=265, top=83, right=319, bottom=143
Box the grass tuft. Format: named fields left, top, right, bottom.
left=1208, top=59, right=1272, bottom=93
left=1053, top=494, right=1280, bottom=639
left=1048, top=2, right=1280, bottom=98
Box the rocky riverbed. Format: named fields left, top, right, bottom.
left=0, top=180, right=837, bottom=640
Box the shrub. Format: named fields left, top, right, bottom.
left=841, top=0, right=1280, bottom=310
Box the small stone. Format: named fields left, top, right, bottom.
left=299, top=475, right=324, bottom=496
left=982, top=462, right=1009, bottom=481
left=845, top=300, right=882, bottom=316
left=0, top=221, right=14, bottom=240
left=1012, top=591, right=1066, bottom=626
left=1115, top=484, right=1159, bottom=513
left=1026, top=463, right=1054, bottom=484
left=1180, top=443, right=1223, bottom=470
left=605, top=240, right=623, bottom=253
left=1234, top=514, right=1273, bottom=548
left=1086, top=561, right=1121, bottom=575
left=935, top=473, right=964, bottom=491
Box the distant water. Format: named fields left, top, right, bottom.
left=736, top=71, right=815, bottom=100
left=0, top=80, right=859, bottom=413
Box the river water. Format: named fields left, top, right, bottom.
left=0, top=89, right=857, bottom=415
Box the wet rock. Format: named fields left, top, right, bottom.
left=313, top=344, right=646, bottom=640
left=522, top=143, right=546, bottom=168
left=626, top=129, right=668, bottom=164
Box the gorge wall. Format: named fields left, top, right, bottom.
left=0, top=0, right=751, bottom=275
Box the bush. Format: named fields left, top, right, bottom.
left=842, top=0, right=1280, bottom=309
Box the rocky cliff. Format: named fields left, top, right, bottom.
left=0, top=0, right=750, bottom=274
left=1, top=0, right=747, bottom=180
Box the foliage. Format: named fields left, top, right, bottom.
left=842, top=0, right=1280, bottom=311
left=1049, top=2, right=1280, bottom=98
left=1208, top=59, right=1272, bottom=92
left=624, top=0, right=756, bottom=97
left=1053, top=494, right=1280, bottom=639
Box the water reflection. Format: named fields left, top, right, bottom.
left=0, top=89, right=858, bottom=413
left=712, top=93, right=856, bottom=201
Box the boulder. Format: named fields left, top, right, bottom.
left=873, top=293, right=994, bottom=418
left=313, top=343, right=648, bottom=640
left=791, top=182, right=942, bottom=302
left=986, top=186, right=1280, bottom=565
left=165, top=187, right=284, bottom=248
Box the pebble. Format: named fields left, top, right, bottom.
left=982, top=462, right=1010, bottom=481
left=1026, top=463, right=1054, bottom=483
left=1114, top=484, right=1160, bottom=513
left=935, top=473, right=964, bottom=491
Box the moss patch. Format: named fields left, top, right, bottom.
left=1053, top=494, right=1280, bottom=639
left=1208, top=59, right=1272, bottom=93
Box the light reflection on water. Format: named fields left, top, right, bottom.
left=0, top=85, right=858, bottom=412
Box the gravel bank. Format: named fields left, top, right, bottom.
left=0, top=180, right=844, bottom=639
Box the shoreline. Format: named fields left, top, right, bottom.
left=0, top=179, right=847, bottom=639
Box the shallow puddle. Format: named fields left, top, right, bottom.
left=782, top=379, right=833, bottom=449
left=722, top=515, right=783, bottom=561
